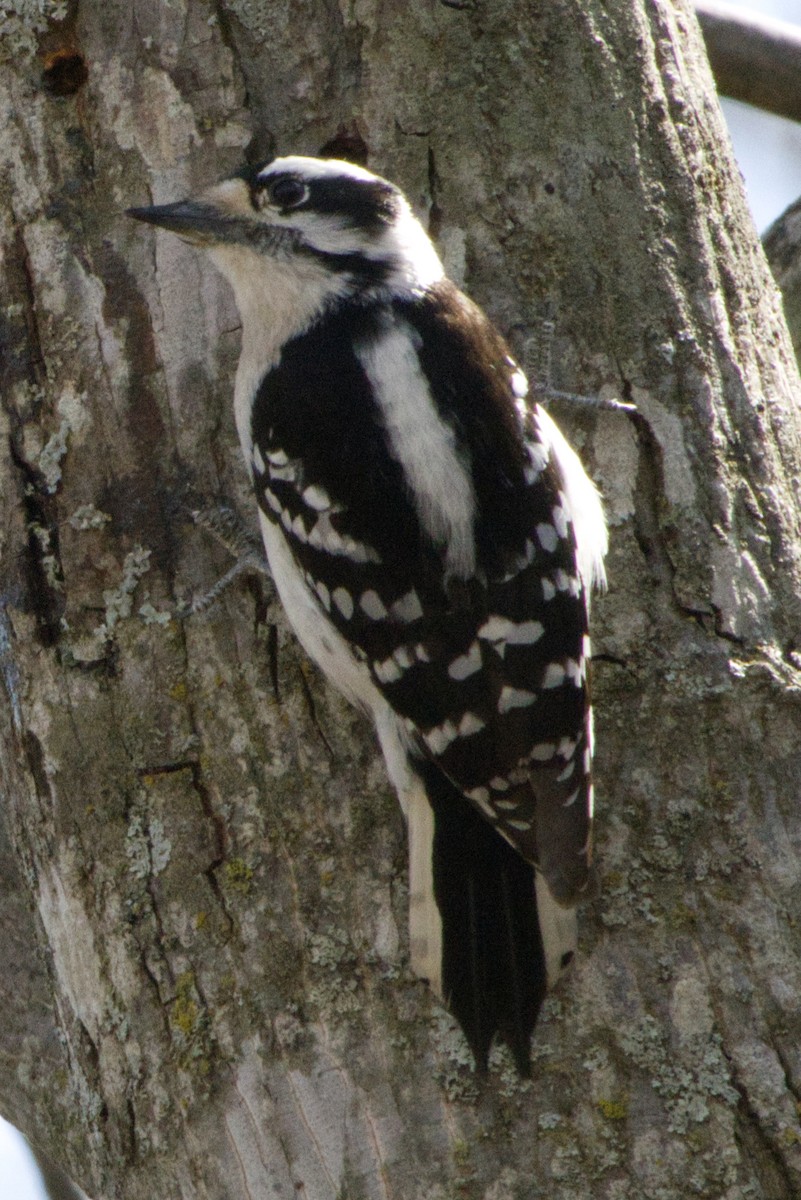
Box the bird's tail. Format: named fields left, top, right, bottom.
left=408, top=761, right=569, bottom=1074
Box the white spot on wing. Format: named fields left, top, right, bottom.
left=530, top=742, right=556, bottom=761
left=552, top=500, right=569, bottom=538
left=269, top=463, right=297, bottom=482
left=303, top=484, right=332, bottom=511
left=566, top=657, right=584, bottom=686
left=466, top=786, right=495, bottom=819
left=497, top=540, right=536, bottom=583
left=458, top=712, right=486, bottom=737
left=477, top=616, right=544, bottom=652
left=333, top=588, right=354, bottom=619
left=498, top=686, right=537, bottom=713
left=360, top=589, right=388, bottom=619
left=374, top=656, right=402, bottom=683
left=537, top=523, right=559, bottom=553
left=423, top=711, right=485, bottom=755
left=307, top=514, right=382, bottom=563
left=511, top=367, right=529, bottom=399
left=448, top=641, right=482, bottom=680
left=489, top=776, right=510, bottom=792
left=506, top=619, right=544, bottom=645
left=257, top=511, right=380, bottom=713
left=542, top=662, right=565, bottom=688
left=252, top=445, right=266, bottom=473
left=424, top=719, right=458, bottom=755
left=524, top=441, right=549, bottom=483
left=391, top=590, right=423, bottom=622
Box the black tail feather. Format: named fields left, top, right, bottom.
left=421, top=762, right=546, bottom=1074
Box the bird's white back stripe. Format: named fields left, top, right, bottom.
left=356, top=323, right=476, bottom=578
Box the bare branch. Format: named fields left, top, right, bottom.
left=696, top=1, right=801, bottom=123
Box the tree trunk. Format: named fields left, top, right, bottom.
left=3, top=1, right=801, bottom=1197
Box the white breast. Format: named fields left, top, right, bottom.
left=257, top=512, right=379, bottom=713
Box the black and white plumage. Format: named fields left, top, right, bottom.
left=129, top=156, right=607, bottom=1073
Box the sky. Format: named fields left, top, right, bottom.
left=2, top=2, right=800, bottom=1198
left=0, top=1121, right=46, bottom=1200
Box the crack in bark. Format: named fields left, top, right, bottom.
left=242, top=570, right=279, bottom=700
left=626, top=392, right=753, bottom=652
left=730, top=1064, right=800, bottom=1200
left=10, top=223, right=47, bottom=388
left=7, top=438, right=65, bottom=647
left=297, top=662, right=335, bottom=760
left=136, top=758, right=235, bottom=935
left=591, top=651, right=628, bottom=669
left=188, top=758, right=236, bottom=937
left=773, top=1041, right=801, bottom=1112
left=629, top=406, right=676, bottom=591
left=265, top=616, right=280, bottom=701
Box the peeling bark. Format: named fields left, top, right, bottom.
left=2, top=1, right=801, bottom=1198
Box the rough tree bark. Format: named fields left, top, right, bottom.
left=2, top=1, right=801, bottom=1198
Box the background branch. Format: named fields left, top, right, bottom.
left=697, top=0, right=801, bottom=123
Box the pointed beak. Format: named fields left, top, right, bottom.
left=127, top=183, right=302, bottom=255
left=126, top=200, right=229, bottom=245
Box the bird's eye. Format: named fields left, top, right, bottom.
left=267, top=177, right=309, bottom=209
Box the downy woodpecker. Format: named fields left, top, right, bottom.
left=129, top=156, right=607, bottom=1074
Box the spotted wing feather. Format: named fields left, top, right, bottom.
left=249, top=282, right=596, bottom=905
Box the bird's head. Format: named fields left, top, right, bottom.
left=128, top=155, right=443, bottom=315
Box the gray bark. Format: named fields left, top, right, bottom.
left=2, top=1, right=801, bottom=1197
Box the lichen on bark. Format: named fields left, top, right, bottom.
left=2, top=1, right=801, bottom=1197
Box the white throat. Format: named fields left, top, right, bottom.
left=209, top=244, right=345, bottom=458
